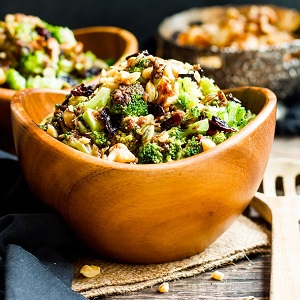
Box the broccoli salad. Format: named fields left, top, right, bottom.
left=40, top=50, right=256, bottom=164
left=0, top=13, right=110, bottom=90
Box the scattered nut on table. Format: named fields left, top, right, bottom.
left=158, top=282, right=170, bottom=293
left=80, top=264, right=101, bottom=278
left=211, top=270, right=225, bottom=281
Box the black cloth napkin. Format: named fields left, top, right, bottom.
left=0, top=151, right=87, bottom=300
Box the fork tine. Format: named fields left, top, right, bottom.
left=262, top=173, right=277, bottom=196
left=283, top=174, right=298, bottom=197
left=262, top=158, right=300, bottom=197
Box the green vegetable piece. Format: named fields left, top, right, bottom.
left=90, top=130, right=107, bottom=148
left=179, top=136, right=203, bottom=158
left=124, top=94, right=148, bottom=117
left=212, top=132, right=227, bottom=144
left=22, top=51, right=51, bottom=74
left=84, top=87, right=111, bottom=109
left=68, top=139, right=91, bottom=154
left=168, top=119, right=209, bottom=140
left=6, top=69, right=26, bottom=90
left=26, top=75, right=65, bottom=89
left=200, top=76, right=219, bottom=96
left=138, top=142, right=163, bottom=164
left=82, top=108, right=103, bottom=131
left=45, top=23, right=77, bottom=46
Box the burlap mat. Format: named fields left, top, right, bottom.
left=72, top=215, right=271, bottom=298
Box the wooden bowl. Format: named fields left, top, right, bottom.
left=0, top=26, right=138, bottom=154
left=10, top=86, right=276, bottom=264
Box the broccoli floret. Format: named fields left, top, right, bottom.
left=168, top=118, right=209, bottom=140
left=39, top=124, right=47, bottom=131
left=21, top=50, right=51, bottom=75
left=199, top=76, right=220, bottom=96
left=175, top=77, right=202, bottom=109
left=14, top=21, right=38, bottom=42
left=112, top=94, right=148, bottom=117
left=127, top=57, right=150, bottom=73
left=113, top=130, right=139, bottom=153
left=178, top=136, right=203, bottom=159
left=5, top=69, right=26, bottom=90
left=111, top=83, right=148, bottom=117
left=26, top=75, right=65, bottom=89
left=212, top=132, right=227, bottom=144
left=45, top=23, right=77, bottom=46
left=184, top=106, right=202, bottom=122
left=163, top=138, right=182, bottom=162
left=138, top=142, right=163, bottom=164
left=205, top=100, right=256, bottom=130
left=89, top=130, right=108, bottom=148
left=124, top=94, right=148, bottom=116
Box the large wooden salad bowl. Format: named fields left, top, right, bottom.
left=10, top=86, right=276, bottom=264
left=0, top=26, right=138, bottom=154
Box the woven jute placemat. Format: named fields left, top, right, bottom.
left=72, top=215, right=271, bottom=298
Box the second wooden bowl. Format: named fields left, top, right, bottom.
left=0, top=26, right=138, bottom=154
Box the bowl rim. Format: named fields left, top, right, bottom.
left=0, top=25, right=139, bottom=102
left=11, top=85, right=277, bottom=172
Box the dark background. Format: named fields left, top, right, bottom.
left=1, top=0, right=299, bottom=54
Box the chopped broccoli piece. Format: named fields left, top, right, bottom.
left=124, top=94, right=148, bottom=116
left=45, top=23, right=77, bottom=46
left=14, top=21, right=37, bottom=42
left=66, top=138, right=91, bottom=154
left=110, top=83, right=148, bottom=117
left=163, top=138, right=182, bottom=162
left=178, top=136, right=203, bottom=159
left=128, top=57, right=150, bottom=73
left=212, top=132, right=227, bottom=144
left=83, top=87, right=111, bottom=109
left=5, top=69, right=26, bottom=90
left=138, top=142, right=163, bottom=164
left=206, top=100, right=256, bottom=130
left=113, top=130, right=139, bottom=153
left=82, top=108, right=104, bottom=131
left=200, top=76, right=219, bottom=96
left=89, top=130, right=108, bottom=148
left=184, top=106, right=202, bottom=122
left=21, top=50, right=51, bottom=74
left=26, top=75, right=65, bottom=89
left=168, top=118, right=209, bottom=140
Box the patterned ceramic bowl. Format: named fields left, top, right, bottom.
left=157, top=5, right=300, bottom=102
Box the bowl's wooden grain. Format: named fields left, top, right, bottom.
left=0, top=26, right=138, bottom=154
left=10, top=86, right=276, bottom=264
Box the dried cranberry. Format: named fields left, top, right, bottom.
left=207, top=115, right=236, bottom=136
left=84, top=67, right=101, bottom=79
left=100, top=108, right=117, bottom=134
left=226, top=93, right=241, bottom=104
left=161, top=112, right=184, bottom=130
left=126, top=50, right=149, bottom=60
left=35, top=26, right=51, bottom=39
left=70, top=83, right=95, bottom=97
left=148, top=102, right=165, bottom=118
